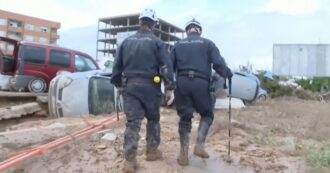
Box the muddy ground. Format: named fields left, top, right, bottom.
left=1, top=97, right=330, bottom=173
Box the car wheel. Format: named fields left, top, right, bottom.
left=258, top=95, right=267, bottom=101
left=28, top=78, right=47, bottom=93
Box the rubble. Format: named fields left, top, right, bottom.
left=0, top=102, right=42, bottom=120
left=0, top=91, right=47, bottom=98
left=214, top=98, right=245, bottom=109
left=101, top=133, right=117, bottom=142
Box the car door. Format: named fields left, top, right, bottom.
left=20, top=45, right=47, bottom=78
left=0, top=37, right=18, bottom=74
left=46, top=49, right=73, bottom=83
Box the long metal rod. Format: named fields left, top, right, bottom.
left=116, top=91, right=121, bottom=121
left=228, top=78, right=232, bottom=157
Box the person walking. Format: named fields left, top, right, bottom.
left=111, top=9, right=174, bottom=173
left=171, top=18, right=233, bottom=166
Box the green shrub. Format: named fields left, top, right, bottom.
left=255, top=71, right=294, bottom=98
left=296, top=77, right=330, bottom=92
left=255, top=71, right=330, bottom=98
left=253, top=133, right=284, bottom=146
left=306, top=143, right=330, bottom=168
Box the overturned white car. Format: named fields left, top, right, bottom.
left=48, top=70, right=262, bottom=117
left=48, top=70, right=121, bottom=118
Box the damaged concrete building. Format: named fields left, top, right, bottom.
left=96, top=14, right=184, bottom=59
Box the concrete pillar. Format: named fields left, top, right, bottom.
left=96, top=20, right=100, bottom=60
left=127, top=17, right=130, bottom=32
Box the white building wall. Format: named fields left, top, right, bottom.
left=273, top=44, right=330, bottom=77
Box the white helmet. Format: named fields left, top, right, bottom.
left=185, top=18, right=202, bottom=31
left=139, top=9, right=158, bottom=22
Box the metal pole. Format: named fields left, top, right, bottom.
left=228, top=77, right=232, bottom=157
left=116, top=90, right=120, bottom=121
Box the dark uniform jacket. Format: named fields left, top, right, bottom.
left=171, top=32, right=229, bottom=80
left=111, top=30, right=173, bottom=87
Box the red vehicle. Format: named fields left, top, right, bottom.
left=0, top=36, right=99, bottom=92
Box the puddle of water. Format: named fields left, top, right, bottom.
left=186, top=156, right=253, bottom=173
left=175, top=149, right=254, bottom=173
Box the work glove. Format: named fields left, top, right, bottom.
left=164, top=90, right=175, bottom=106
left=210, top=91, right=217, bottom=107
left=225, top=67, right=233, bottom=79
left=223, top=80, right=228, bottom=89
left=116, top=87, right=124, bottom=95
left=164, top=80, right=175, bottom=91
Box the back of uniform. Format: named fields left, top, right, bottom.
left=171, top=18, right=232, bottom=166
left=111, top=9, right=175, bottom=173
left=114, top=32, right=164, bottom=114
left=112, top=30, right=167, bottom=122
left=171, top=32, right=228, bottom=125
left=172, top=34, right=225, bottom=79
left=111, top=29, right=173, bottom=169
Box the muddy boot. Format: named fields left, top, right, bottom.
left=123, top=159, right=138, bottom=173
left=177, top=131, right=190, bottom=166
left=194, top=117, right=212, bottom=158
left=146, top=149, right=163, bottom=161
left=123, top=119, right=141, bottom=172
left=146, top=121, right=162, bottom=161
left=194, top=145, right=209, bottom=158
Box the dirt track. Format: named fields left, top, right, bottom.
left=2, top=97, right=330, bottom=173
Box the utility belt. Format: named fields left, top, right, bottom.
left=122, top=76, right=161, bottom=86
left=178, top=70, right=219, bottom=92
left=177, top=70, right=209, bottom=81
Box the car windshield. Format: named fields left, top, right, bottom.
left=89, top=76, right=115, bottom=114
left=74, top=54, right=97, bottom=72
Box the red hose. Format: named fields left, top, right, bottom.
left=8, top=116, right=96, bottom=158
left=0, top=113, right=125, bottom=172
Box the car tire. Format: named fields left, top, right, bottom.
left=28, top=78, right=47, bottom=93
left=258, top=95, right=267, bottom=101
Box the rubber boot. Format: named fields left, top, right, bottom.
left=146, top=149, right=163, bottom=161
left=194, top=118, right=212, bottom=158
left=123, top=119, right=141, bottom=172
left=123, top=159, right=138, bottom=173
left=146, top=121, right=162, bottom=161
left=177, top=131, right=190, bottom=166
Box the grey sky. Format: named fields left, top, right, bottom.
left=1, top=0, right=329, bottom=71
